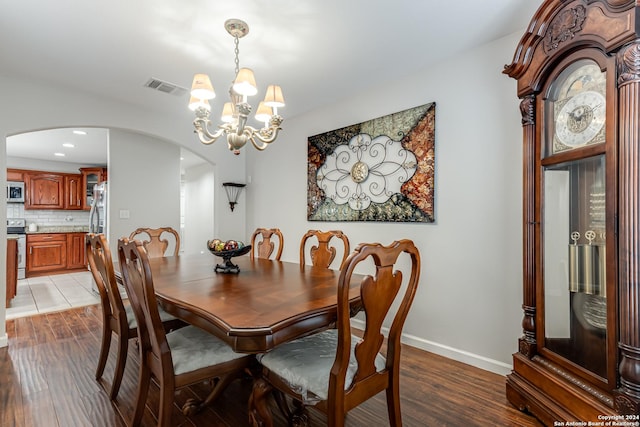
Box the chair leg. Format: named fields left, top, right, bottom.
left=182, top=372, right=240, bottom=416
left=248, top=377, right=274, bottom=427
left=385, top=378, right=402, bottom=427
left=130, top=361, right=151, bottom=427
left=95, top=324, right=111, bottom=381
left=109, top=334, right=129, bottom=400
left=158, top=383, right=175, bottom=427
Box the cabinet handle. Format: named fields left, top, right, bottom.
left=30, top=247, right=32, bottom=254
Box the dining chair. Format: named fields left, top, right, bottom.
left=86, top=233, right=184, bottom=401
left=129, top=226, right=180, bottom=258
left=251, top=239, right=421, bottom=427
left=299, top=229, right=350, bottom=269
left=250, top=227, right=284, bottom=260
left=117, top=237, right=253, bottom=427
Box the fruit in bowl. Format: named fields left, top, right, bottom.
left=207, top=239, right=246, bottom=253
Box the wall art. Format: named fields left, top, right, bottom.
left=307, top=102, right=435, bottom=222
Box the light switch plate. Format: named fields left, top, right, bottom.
left=119, top=209, right=130, bottom=219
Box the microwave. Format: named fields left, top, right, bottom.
left=7, top=181, right=25, bottom=203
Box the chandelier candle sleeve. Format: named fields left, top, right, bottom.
left=189, top=19, right=285, bottom=155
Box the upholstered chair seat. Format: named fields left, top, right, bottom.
left=257, top=329, right=386, bottom=403
left=167, top=325, right=249, bottom=376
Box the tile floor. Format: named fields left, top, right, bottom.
left=6, top=271, right=100, bottom=320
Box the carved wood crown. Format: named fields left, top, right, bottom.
left=543, top=5, right=586, bottom=53
left=618, top=41, right=640, bottom=85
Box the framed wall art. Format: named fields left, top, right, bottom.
left=307, top=102, right=435, bottom=222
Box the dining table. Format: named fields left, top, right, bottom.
left=115, top=253, right=362, bottom=354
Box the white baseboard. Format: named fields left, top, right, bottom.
left=0, top=333, right=7, bottom=348
left=351, top=318, right=512, bottom=376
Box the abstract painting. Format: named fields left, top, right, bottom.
left=307, top=103, right=435, bottom=222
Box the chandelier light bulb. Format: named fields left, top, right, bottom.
left=190, top=74, right=216, bottom=100
left=255, top=101, right=273, bottom=127
left=232, top=68, right=258, bottom=97
left=188, top=96, right=211, bottom=111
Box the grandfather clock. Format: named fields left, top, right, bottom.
left=504, top=0, right=640, bottom=423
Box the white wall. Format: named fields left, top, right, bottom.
left=107, top=129, right=182, bottom=255
left=183, top=163, right=216, bottom=255
left=246, top=31, right=525, bottom=374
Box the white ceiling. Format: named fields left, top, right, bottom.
left=2, top=0, right=542, bottom=165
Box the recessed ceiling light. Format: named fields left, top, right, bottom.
left=73, top=130, right=87, bottom=135
left=62, top=143, right=75, bottom=148
left=54, top=152, right=65, bottom=157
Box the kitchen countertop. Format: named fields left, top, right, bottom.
left=26, top=226, right=90, bottom=234
left=7, top=235, right=19, bottom=240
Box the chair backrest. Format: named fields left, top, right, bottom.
left=117, top=238, right=172, bottom=379
left=299, top=229, right=350, bottom=269
left=129, top=227, right=180, bottom=258
left=331, top=239, right=420, bottom=409
left=86, top=233, right=129, bottom=331
left=250, top=228, right=284, bottom=261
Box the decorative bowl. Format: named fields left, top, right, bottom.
left=208, top=245, right=251, bottom=274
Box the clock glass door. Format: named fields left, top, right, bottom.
left=543, top=155, right=607, bottom=379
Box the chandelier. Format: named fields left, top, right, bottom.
left=188, top=19, right=285, bottom=155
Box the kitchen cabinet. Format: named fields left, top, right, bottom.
left=64, top=174, right=83, bottom=210
left=80, top=167, right=107, bottom=210
left=6, top=238, right=17, bottom=307
left=66, top=232, right=87, bottom=269
left=26, top=234, right=67, bottom=275
left=25, top=172, right=64, bottom=209
left=26, top=233, right=88, bottom=277
left=7, top=168, right=25, bottom=181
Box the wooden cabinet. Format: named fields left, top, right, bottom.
left=26, top=233, right=88, bottom=277
left=26, top=234, right=67, bottom=275
left=80, top=167, right=107, bottom=210
left=64, top=174, right=83, bottom=210
left=21, top=168, right=106, bottom=210
left=25, top=172, right=64, bottom=209
left=7, top=168, right=25, bottom=181
left=66, top=233, right=87, bottom=269
left=504, top=0, right=640, bottom=422
left=6, top=239, right=17, bottom=307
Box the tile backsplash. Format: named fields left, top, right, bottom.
left=7, top=203, right=90, bottom=227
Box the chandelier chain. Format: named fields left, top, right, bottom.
left=234, top=36, right=240, bottom=76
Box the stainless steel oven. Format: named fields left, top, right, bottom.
left=7, top=218, right=26, bottom=279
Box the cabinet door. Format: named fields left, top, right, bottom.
left=25, top=173, right=64, bottom=209
left=64, top=174, right=83, bottom=210
left=80, top=168, right=102, bottom=210
left=66, top=233, right=87, bottom=269
left=26, top=235, right=67, bottom=274
left=6, top=239, right=17, bottom=307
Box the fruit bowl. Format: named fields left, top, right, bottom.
left=207, top=243, right=251, bottom=274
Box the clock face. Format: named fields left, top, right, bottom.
left=555, top=90, right=605, bottom=147
left=550, top=61, right=606, bottom=154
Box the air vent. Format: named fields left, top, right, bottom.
left=143, top=78, right=188, bottom=96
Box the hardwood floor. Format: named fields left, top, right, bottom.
left=1, top=305, right=542, bottom=426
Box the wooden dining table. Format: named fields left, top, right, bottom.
left=116, top=253, right=361, bottom=353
